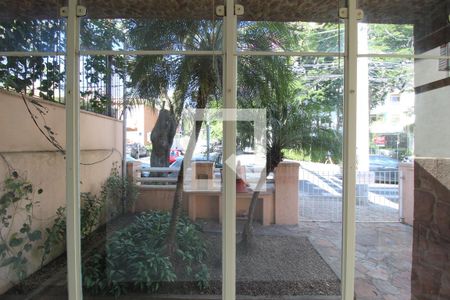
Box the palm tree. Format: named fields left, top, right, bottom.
left=127, top=19, right=223, bottom=252
left=127, top=19, right=308, bottom=252
left=237, top=24, right=342, bottom=247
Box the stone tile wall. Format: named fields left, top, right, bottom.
left=412, top=159, right=450, bottom=300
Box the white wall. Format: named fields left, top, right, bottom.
left=415, top=86, right=450, bottom=158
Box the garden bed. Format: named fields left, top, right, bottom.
left=3, top=214, right=340, bottom=299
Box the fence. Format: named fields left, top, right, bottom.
left=132, top=162, right=402, bottom=223
left=299, top=167, right=400, bottom=222
left=0, top=54, right=124, bottom=119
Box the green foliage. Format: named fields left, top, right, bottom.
left=81, top=192, right=104, bottom=237
left=0, top=173, right=42, bottom=286
left=39, top=206, right=65, bottom=267
left=282, top=149, right=310, bottom=162
left=83, top=211, right=209, bottom=297
left=101, top=166, right=139, bottom=218
left=40, top=168, right=139, bottom=266
left=39, top=192, right=103, bottom=266
left=0, top=20, right=65, bottom=101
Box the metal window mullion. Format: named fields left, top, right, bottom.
left=236, top=50, right=344, bottom=57
left=0, top=51, right=65, bottom=57
left=65, top=0, right=83, bottom=299
left=358, top=53, right=450, bottom=60
left=79, top=50, right=224, bottom=56
left=222, top=0, right=237, bottom=299
left=341, top=0, right=358, bottom=299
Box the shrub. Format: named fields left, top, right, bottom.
left=40, top=192, right=103, bottom=266
left=101, top=166, right=139, bottom=218
left=40, top=167, right=139, bottom=265
left=83, top=211, right=210, bottom=297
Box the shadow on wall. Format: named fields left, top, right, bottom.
left=0, top=90, right=123, bottom=294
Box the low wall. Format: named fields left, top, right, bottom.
left=399, top=162, right=414, bottom=226
left=132, top=161, right=299, bottom=226
left=0, top=90, right=123, bottom=294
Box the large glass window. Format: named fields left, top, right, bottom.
left=0, top=5, right=69, bottom=300
left=355, top=1, right=450, bottom=299
left=3, top=1, right=449, bottom=300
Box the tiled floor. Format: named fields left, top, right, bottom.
left=208, top=220, right=413, bottom=300
left=300, top=221, right=413, bottom=300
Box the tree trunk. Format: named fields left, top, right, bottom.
left=240, top=168, right=265, bottom=250
left=165, top=89, right=209, bottom=255
left=240, top=146, right=283, bottom=249
left=150, top=109, right=176, bottom=170
left=164, top=120, right=203, bottom=254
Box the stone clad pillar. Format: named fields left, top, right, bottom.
left=274, top=161, right=300, bottom=225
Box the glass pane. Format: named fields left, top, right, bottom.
left=238, top=21, right=345, bottom=53
left=0, top=19, right=66, bottom=52
left=80, top=18, right=223, bottom=51
left=413, top=58, right=449, bottom=298
left=79, top=53, right=223, bottom=298
left=358, top=0, right=449, bottom=56
left=236, top=54, right=343, bottom=297
left=0, top=4, right=68, bottom=300
left=0, top=56, right=68, bottom=298
left=355, top=55, right=415, bottom=298
left=0, top=55, right=65, bottom=103
left=356, top=1, right=450, bottom=295
left=77, top=1, right=225, bottom=296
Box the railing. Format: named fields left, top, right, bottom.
left=299, top=168, right=400, bottom=222
left=136, top=166, right=180, bottom=189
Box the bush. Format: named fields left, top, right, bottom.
left=40, top=192, right=103, bottom=266
left=0, top=173, right=43, bottom=287
left=40, top=167, right=139, bottom=266
left=101, top=166, right=139, bottom=218
left=83, top=211, right=210, bottom=297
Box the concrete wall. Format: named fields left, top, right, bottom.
left=131, top=161, right=299, bottom=226
left=0, top=90, right=123, bottom=294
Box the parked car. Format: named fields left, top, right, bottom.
left=130, top=143, right=149, bottom=159
left=169, top=148, right=184, bottom=164
left=369, top=155, right=399, bottom=184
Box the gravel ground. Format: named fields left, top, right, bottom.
left=4, top=215, right=340, bottom=298
left=158, top=233, right=340, bottom=296
left=207, top=234, right=340, bottom=296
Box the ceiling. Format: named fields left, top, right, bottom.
left=0, top=0, right=447, bottom=25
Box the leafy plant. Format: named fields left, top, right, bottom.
left=40, top=168, right=138, bottom=266
left=39, top=192, right=103, bottom=266
left=101, top=165, right=139, bottom=218
left=83, top=211, right=209, bottom=297
left=80, top=192, right=104, bottom=237
left=0, top=172, right=43, bottom=287
left=39, top=206, right=65, bottom=267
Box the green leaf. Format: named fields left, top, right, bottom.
left=0, top=243, right=7, bottom=255
left=28, top=230, right=42, bottom=241
left=0, top=256, right=17, bottom=268
left=9, top=237, right=24, bottom=248
left=23, top=243, right=32, bottom=252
